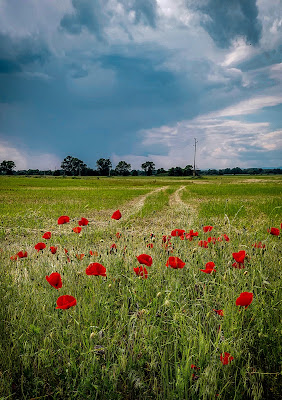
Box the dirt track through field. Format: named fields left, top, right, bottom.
left=86, top=186, right=168, bottom=231
left=119, top=185, right=199, bottom=237
left=167, top=186, right=197, bottom=228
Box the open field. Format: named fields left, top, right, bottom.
left=0, top=175, right=281, bottom=399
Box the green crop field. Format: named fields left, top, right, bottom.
left=0, top=175, right=281, bottom=400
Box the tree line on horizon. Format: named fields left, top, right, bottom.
left=0, top=157, right=281, bottom=177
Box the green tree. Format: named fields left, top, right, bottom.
left=183, top=165, right=193, bottom=176
left=156, top=168, right=167, bottom=175
left=115, top=161, right=131, bottom=176
left=96, top=158, right=112, bottom=176
left=141, top=161, right=155, bottom=176
left=168, top=167, right=175, bottom=176
left=230, top=167, right=243, bottom=175
left=174, top=166, right=183, bottom=176
left=61, top=156, right=87, bottom=176
left=0, top=160, right=16, bottom=175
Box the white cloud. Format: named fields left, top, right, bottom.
left=207, top=95, right=282, bottom=118
left=221, top=38, right=259, bottom=67
left=114, top=109, right=281, bottom=170
left=269, top=63, right=282, bottom=81
left=257, top=0, right=282, bottom=50
left=0, top=140, right=61, bottom=170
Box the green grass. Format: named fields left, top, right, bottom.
left=181, top=178, right=282, bottom=229
left=0, top=175, right=281, bottom=399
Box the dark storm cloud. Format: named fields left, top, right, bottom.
left=189, top=0, right=262, bottom=48
left=87, top=52, right=196, bottom=110
left=60, top=0, right=105, bottom=39
left=0, top=59, right=21, bottom=74
left=0, top=32, right=50, bottom=74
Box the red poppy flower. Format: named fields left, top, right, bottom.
left=110, top=243, right=117, bottom=249
left=50, top=246, right=57, bottom=254
left=252, top=242, right=266, bottom=249
left=220, top=352, right=234, bottom=365
left=35, top=242, right=46, bottom=252
left=191, top=364, right=200, bottom=370
left=86, top=262, right=107, bottom=276
left=76, top=253, right=85, bottom=260
left=57, top=215, right=70, bottom=225
left=232, top=250, right=246, bottom=269
left=17, top=251, right=28, bottom=258
left=203, top=225, right=213, bottom=232
left=111, top=210, right=121, bottom=220
left=116, top=232, right=122, bottom=239
left=64, top=248, right=68, bottom=254
left=56, top=295, right=77, bottom=309
left=133, top=266, right=148, bottom=279
left=198, top=240, right=208, bottom=248
left=200, top=261, right=216, bottom=274
left=137, top=254, right=153, bottom=267
left=213, top=309, right=224, bottom=316
left=72, top=226, right=82, bottom=233
left=89, top=250, right=98, bottom=256
left=10, top=255, right=18, bottom=261
left=78, top=217, right=89, bottom=226
left=146, top=243, right=154, bottom=248
left=268, top=227, right=280, bottom=236
left=42, top=232, right=51, bottom=239
left=207, top=237, right=217, bottom=244
left=223, top=234, right=230, bottom=242
left=171, top=229, right=185, bottom=237
left=235, top=292, right=253, bottom=309
left=183, top=230, right=199, bottom=240
left=166, top=256, right=185, bottom=269
left=232, top=250, right=246, bottom=263
left=46, top=272, right=62, bottom=289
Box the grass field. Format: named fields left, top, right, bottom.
left=0, top=175, right=281, bottom=399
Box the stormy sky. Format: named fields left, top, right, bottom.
left=0, top=0, right=281, bottom=170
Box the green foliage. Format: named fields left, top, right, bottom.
left=141, top=161, right=155, bottom=176
left=0, top=160, right=16, bottom=175
left=61, top=156, right=87, bottom=176
left=96, top=158, right=112, bottom=176
left=115, top=161, right=131, bottom=176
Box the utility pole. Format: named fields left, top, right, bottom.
left=193, top=138, right=198, bottom=177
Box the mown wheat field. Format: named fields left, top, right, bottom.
left=0, top=175, right=281, bottom=400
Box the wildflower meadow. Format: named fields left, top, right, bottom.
left=0, top=175, right=281, bottom=399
